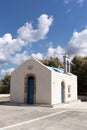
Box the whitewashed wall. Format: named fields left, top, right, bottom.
left=51, top=72, right=77, bottom=105
left=11, top=59, right=51, bottom=104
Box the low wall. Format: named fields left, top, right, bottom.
left=0, top=94, right=10, bottom=97
left=0, top=94, right=10, bottom=102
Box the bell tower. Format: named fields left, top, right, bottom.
left=63, top=55, right=70, bottom=73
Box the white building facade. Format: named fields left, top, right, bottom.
left=10, top=58, right=77, bottom=106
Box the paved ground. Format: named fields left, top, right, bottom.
left=0, top=100, right=87, bottom=130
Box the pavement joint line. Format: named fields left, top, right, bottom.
left=0, top=109, right=87, bottom=130
left=0, top=110, right=70, bottom=130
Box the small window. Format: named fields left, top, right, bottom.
left=68, top=85, right=71, bottom=98
left=68, top=85, right=71, bottom=93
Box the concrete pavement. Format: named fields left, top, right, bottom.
left=0, top=102, right=87, bottom=130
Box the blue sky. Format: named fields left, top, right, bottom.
left=0, top=0, right=87, bottom=78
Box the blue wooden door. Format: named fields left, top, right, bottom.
left=28, top=76, right=34, bottom=104
left=61, top=85, right=64, bottom=103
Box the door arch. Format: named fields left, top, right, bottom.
left=24, top=74, right=36, bottom=104
left=28, top=76, right=34, bottom=104
left=61, top=81, right=65, bottom=103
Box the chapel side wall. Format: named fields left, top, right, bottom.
left=10, top=59, right=52, bottom=104
left=51, top=72, right=65, bottom=104
left=51, top=72, right=77, bottom=105
left=65, top=75, right=78, bottom=102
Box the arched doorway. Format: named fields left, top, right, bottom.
left=28, top=76, right=34, bottom=104
left=24, top=74, right=36, bottom=104
left=61, top=81, right=65, bottom=103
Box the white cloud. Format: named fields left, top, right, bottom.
left=46, top=45, right=65, bottom=61
left=0, top=52, right=7, bottom=64
left=0, top=14, right=53, bottom=65
left=46, top=28, right=87, bottom=59
left=66, top=9, right=71, bottom=13
left=0, top=68, right=15, bottom=76
left=67, top=28, right=87, bottom=57
left=1, top=24, right=87, bottom=78
left=26, top=44, right=65, bottom=61
left=0, top=33, right=25, bottom=64
left=76, top=0, right=84, bottom=6
left=43, top=27, right=87, bottom=59
left=17, top=14, right=53, bottom=42
left=64, top=0, right=71, bottom=4
left=64, top=0, right=84, bottom=6
left=11, top=51, right=29, bottom=65
left=31, top=53, right=43, bottom=60
left=13, top=26, right=87, bottom=63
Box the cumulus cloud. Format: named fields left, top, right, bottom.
left=66, top=9, right=71, bottom=13
left=0, top=14, right=53, bottom=65
left=76, top=0, right=84, bottom=6
left=11, top=51, right=29, bottom=65
left=67, top=28, right=87, bottom=57
left=46, top=45, right=65, bottom=60
left=0, top=52, right=7, bottom=64
left=0, top=33, right=24, bottom=56
left=1, top=12, right=87, bottom=78
left=64, top=0, right=84, bottom=6
left=29, top=45, right=65, bottom=61
left=64, top=0, right=71, bottom=4
left=46, top=28, right=87, bottom=59
left=29, top=26, right=87, bottom=61
left=17, top=14, right=53, bottom=42
left=0, top=68, right=15, bottom=76
left=0, top=33, right=25, bottom=64
left=31, top=53, right=43, bottom=60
